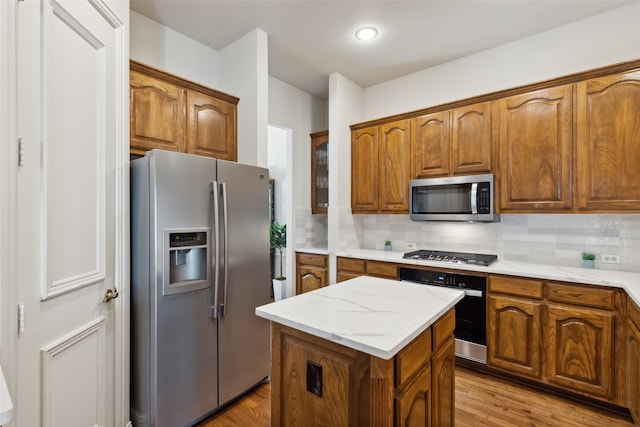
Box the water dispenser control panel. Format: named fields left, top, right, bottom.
left=163, top=228, right=211, bottom=296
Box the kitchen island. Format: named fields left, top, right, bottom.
left=256, top=276, right=464, bottom=426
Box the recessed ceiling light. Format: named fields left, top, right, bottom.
left=355, top=26, right=379, bottom=41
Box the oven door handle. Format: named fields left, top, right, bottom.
left=462, top=289, right=483, bottom=298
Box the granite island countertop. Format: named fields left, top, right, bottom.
left=256, top=275, right=464, bottom=360
left=336, top=249, right=640, bottom=307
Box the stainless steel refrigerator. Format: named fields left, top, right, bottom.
left=131, top=149, right=271, bottom=427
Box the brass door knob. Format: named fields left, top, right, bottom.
left=103, top=288, right=119, bottom=303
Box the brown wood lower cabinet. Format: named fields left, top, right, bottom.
left=336, top=256, right=398, bottom=282
left=269, top=309, right=455, bottom=426
left=628, top=298, right=640, bottom=425
left=487, top=275, right=627, bottom=407
left=295, top=252, right=328, bottom=294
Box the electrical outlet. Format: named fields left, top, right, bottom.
left=600, top=254, right=620, bottom=264
left=405, top=241, right=417, bottom=250
left=306, top=360, right=323, bottom=397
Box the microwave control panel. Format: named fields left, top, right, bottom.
left=477, top=182, right=491, bottom=214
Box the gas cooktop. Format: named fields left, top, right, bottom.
left=402, top=249, right=497, bottom=266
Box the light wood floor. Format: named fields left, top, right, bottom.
left=198, top=366, right=633, bottom=426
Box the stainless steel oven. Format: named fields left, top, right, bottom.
left=400, top=266, right=487, bottom=364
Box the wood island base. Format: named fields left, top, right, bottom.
left=269, top=309, right=456, bottom=427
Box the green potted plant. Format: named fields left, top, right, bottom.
left=581, top=252, right=595, bottom=269
left=270, top=221, right=287, bottom=300
left=384, top=240, right=392, bottom=251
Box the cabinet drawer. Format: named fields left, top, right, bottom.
left=337, top=257, right=366, bottom=273
left=489, top=275, right=544, bottom=299
left=547, top=282, right=615, bottom=310
left=395, top=328, right=432, bottom=388
left=432, top=309, right=455, bottom=351
left=630, top=297, right=640, bottom=331
left=296, top=252, right=327, bottom=267
left=366, top=261, right=397, bottom=279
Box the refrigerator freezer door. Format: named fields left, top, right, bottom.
left=215, top=160, right=271, bottom=405
left=149, top=150, right=219, bottom=426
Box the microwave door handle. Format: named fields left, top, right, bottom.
left=209, top=181, right=220, bottom=319
left=470, top=183, right=478, bottom=214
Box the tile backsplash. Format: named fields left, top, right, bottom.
left=296, top=209, right=640, bottom=273
left=353, top=213, right=640, bottom=272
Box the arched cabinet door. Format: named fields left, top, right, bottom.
left=576, top=70, right=640, bottom=211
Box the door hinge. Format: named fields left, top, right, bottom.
left=18, top=137, right=25, bottom=166
left=18, top=302, right=25, bottom=334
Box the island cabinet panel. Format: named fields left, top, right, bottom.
left=576, top=70, right=640, bottom=211
left=130, top=69, right=186, bottom=154
left=488, top=294, right=542, bottom=379
left=629, top=298, right=640, bottom=425
left=547, top=304, right=615, bottom=400
left=395, top=364, right=431, bottom=427
left=498, top=85, right=573, bottom=211
left=186, top=90, right=237, bottom=161
left=351, top=126, right=380, bottom=212
left=296, top=253, right=328, bottom=295
left=270, top=310, right=455, bottom=427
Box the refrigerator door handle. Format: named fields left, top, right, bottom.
left=220, top=182, right=229, bottom=317
left=209, top=181, right=220, bottom=318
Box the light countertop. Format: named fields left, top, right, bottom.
left=256, top=275, right=464, bottom=360
left=295, top=247, right=329, bottom=255
left=0, top=364, right=12, bottom=425
left=337, top=249, right=640, bottom=308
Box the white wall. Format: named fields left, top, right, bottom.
left=130, top=10, right=219, bottom=88
left=360, top=2, right=640, bottom=121
left=220, top=29, right=269, bottom=167
left=268, top=76, right=327, bottom=209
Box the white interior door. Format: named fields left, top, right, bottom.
left=14, top=1, right=128, bottom=426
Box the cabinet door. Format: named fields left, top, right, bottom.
left=379, top=119, right=411, bottom=212
left=395, top=364, right=431, bottom=427
left=629, top=301, right=640, bottom=424
left=296, top=265, right=327, bottom=294
left=311, top=131, right=329, bottom=214
left=352, top=126, right=379, bottom=212
left=576, top=70, right=640, bottom=210
left=451, top=101, right=492, bottom=175
left=186, top=90, right=237, bottom=161
left=431, top=337, right=455, bottom=427
left=487, top=294, right=542, bottom=379
left=499, top=85, right=573, bottom=211
left=412, top=111, right=450, bottom=178
left=547, top=304, right=614, bottom=400
left=130, top=70, right=186, bottom=154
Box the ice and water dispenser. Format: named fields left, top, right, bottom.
left=163, top=229, right=210, bottom=296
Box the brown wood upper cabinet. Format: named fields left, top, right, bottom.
left=351, top=119, right=411, bottom=213
left=498, top=85, right=573, bottom=211
left=310, top=131, right=329, bottom=214
left=576, top=70, right=640, bottom=211
left=130, top=60, right=238, bottom=161
left=412, top=101, right=493, bottom=178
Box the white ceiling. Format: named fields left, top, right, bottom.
left=130, top=0, right=634, bottom=99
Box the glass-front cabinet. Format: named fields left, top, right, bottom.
left=311, top=130, right=329, bottom=214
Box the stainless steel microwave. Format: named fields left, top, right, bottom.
left=409, top=174, right=498, bottom=222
